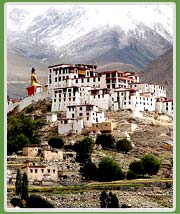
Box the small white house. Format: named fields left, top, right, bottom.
left=46, top=112, right=57, bottom=122
left=58, top=118, right=84, bottom=135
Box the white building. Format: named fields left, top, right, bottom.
left=58, top=118, right=84, bottom=135
left=48, top=63, right=173, bottom=118
left=155, top=97, right=173, bottom=117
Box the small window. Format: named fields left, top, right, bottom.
left=35, top=169, right=37, bottom=173
left=59, top=76, right=61, bottom=81
left=30, top=169, right=33, bottom=173
left=76, top=79, right=78, bottom=83
left=87, top=78, right=90, bottom=82
left=55, top=77, right=57, bottom=82
left=41, top=169, right=44, bottom=173
left=79, top=113, right=83, bottom=116
left=47, top=169, right=50, bottom=173
left=80, top=107, right=82, bottom=110
left=87, top=117, right=89, bottom=120
left=53, top=169, right=55, bottom=173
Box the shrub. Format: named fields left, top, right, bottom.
left=96, top=134, right=115, bottom=149
left=141, top=154, right=161, bottom=177
left=80, top=160, right=97, bottom=180
left=10, top=197, right=22, bottom=208
left=126, top=170, right=137, bottom=180
left=48, top=136, right=64, bottom=149
left=75, top=137, right=95, bottom=163
left=97, top=157, right=125, bottom=182
left=26, top=194, right=54, bottom=208
left=116, top=139, right=133, bottom=154
left=129, top=160, right=143, bottom=175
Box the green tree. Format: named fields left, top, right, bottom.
left=75, top=137, right=95, bottom=163
left=80, top=160, right=97, bottom=180
left=116, top=139, right=133, bottom=154
left=15, top=169, right=22, bottom=196
left=129, top=160, right=143, bottom=175
left=96, top=134, right=115, bottom=149
left=107, top=192, right=119, bottom=208
left=48, top=136, right=64, bottom=149
left=97, top=157, right=125, bottom=182
left=21, top=173, right=29, bottom=200
left=141, top=154, right=161, bottom=177
left=100, top=191, right=119, bottom=208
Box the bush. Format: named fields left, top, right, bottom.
left=26, top=194, right=54, bottom=208
left=10, top=197, right=22, bottom=208
left=96, top=134, right=115, bottom=149
left=129, top=160, right=143, bottom=175
left=116, top=139, right=133, bottom=154
left=48, top=136, right=64, bottom=149
left=97, top=157, right=125, bottom=182
left=126, top=170, right=137, bottom=180
left=141, top=154, right=161, bottom=177
left=75, top=137, right=95, bottom=163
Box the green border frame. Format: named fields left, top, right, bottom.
left=1, top=0, right=178, bottom=214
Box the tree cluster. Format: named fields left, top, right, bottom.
left=96, top=134, right=133, bottom=154
left=7, top=114, right=40, bottom=155
left=127, top=154, right=161, bottom=179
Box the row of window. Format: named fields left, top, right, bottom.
left=29, top=168, right=56, bottom=173
left=123, top=101, right=153, bottom=106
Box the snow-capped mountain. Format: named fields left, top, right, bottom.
left=6, top=4, right=174, bottom=97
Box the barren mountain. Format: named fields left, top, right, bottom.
left=141, top=48, right=173, bottom=99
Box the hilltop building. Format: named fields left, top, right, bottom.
left=46, top=63, right=173, bottom=135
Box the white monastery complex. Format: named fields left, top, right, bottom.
left=8, top=63, right=173, bottom=136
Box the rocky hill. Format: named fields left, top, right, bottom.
left=7, top=99, right=173, bottom=208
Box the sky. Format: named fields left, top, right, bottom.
left=6, top=3, right=174, bottom=34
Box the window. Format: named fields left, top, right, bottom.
left=80, top=107, right=82, bottom=110
left=30, top=169, right=33, bottom=173
left=87, top=117, right=89, bottom=120
left=87, top=78, right=90, bottom=82
left=41, top=169, right=44, bottom=173
left=47, top=169, right=50, bottom=173
left=124, top=102, right=126, bottom=105
left=129, top=101, right=131, bottom=104
left=82, top=79, right=84, bottom=83
left=53, top=169, right=56, bottom=173
left=55, top=77, right=57, bottom=82
left=59, top=76, right=61, bottom=81
left=68, top=89, right=71, bottom=92
left=98, top=77, right=100, bottom=81
left=86, top=112, right=89, bottom=116
left=93, top=78, right=96, bottom=82
left=54, top=99, right=56, bottom=102
left=79, top=113, right=83, bottom=116
left=35, top=169, right=37, bottom=173
left=72, top=114, right=74, bottom=118
left=76, top=79, right=78, bottom=83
